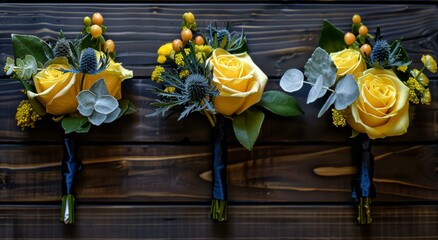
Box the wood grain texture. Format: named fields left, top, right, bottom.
left=1, top=205, right=437, bottom=239
left=1, top=144, right=437, bottom=202
left=0, top=3, right=437, bottom=77
left=0, top=2, right=437, bottom=239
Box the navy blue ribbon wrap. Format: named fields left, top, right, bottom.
left=211, top=115, right=228, bottom=202
left=352, top=133, right=376, bottom=201
left=61, top=133, right=82, bottom=196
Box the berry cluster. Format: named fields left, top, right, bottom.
left=172, top=12, right=206, bottom=52
left=83, top=13, right=115, bottom=55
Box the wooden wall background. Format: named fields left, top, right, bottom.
left=0, top=1, right=437, bottom=239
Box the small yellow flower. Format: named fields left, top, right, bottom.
left=15, top=100, right=41, bottom=130
left=151, top=66, right=165, bottom=83
left=174, top=53, right=185, bottom=67
left=179, top=69, right=189, bottom=79
left=406, top=77, right=425, bottom=92
left=408, top=89, right=420, bottom=104
left=421, top=55, right=437, bottom=73
left=164, top=86, right=175, bottom=93
left=157, top=55, right=167, bottom=64
left=421, top=89, right=431, bottom=105
left=331, top=109, right=346, bottom=127
left=411, top=69, right=429, bottom=86
left=157, top=42, right=173, bottom=64
left=397, top=66, right=408, bottom=73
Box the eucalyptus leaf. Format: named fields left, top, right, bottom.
left=11, top=34, right=52, bottom=65
left=317, top=91, right=336, bottom=118
left=304, top=47, right=337, bottom=97
left=24, top=55, right=38, bottom=75
left=89, top=111, right=107, bottom=126
left=258, top=90, right=303, bottom=117
left=94, top=95, right=119, bottom=114
left=5, top=57, right=15, bottom=75
left=77, top=104, right=94, bottom=117
left=334, top=74, right=359, bottom=110
left=317, top=19, right=346, bottom=53
left=233, top=108, right=265, bottom=151
left=279, top=68, right=304, bottom=93
left=104, top=107, right=121, bottom=123
left=90, top=78, right=110, bottom=97
left=61, top=117, right=88, bottom=134
left=77, top=91, right=97, bottom=108
left=307, top=75, right=324, bottom=104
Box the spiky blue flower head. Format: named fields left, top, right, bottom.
left=79, top=48, right=98, bottom=74
left=215, top=29, right=231, bottom=44
left=370, top=40, right=391, bottom=66
left=53, top=38, right=72, bottom=58
left=185, top=74, right=210, bottom=101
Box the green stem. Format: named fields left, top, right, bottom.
left=414, top=66, right=426, bottom=81
left=210, top=199, right=228, bottom=222
left=357, top=197, right=372, bottom=224
left=303, top=80, right=335, bottom=93
left=60, top=194, right=75, bottom=224
left=80, top=73, right=87, bottom=91
left=204, top=110, right=216, bottom=127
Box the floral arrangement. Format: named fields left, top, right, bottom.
left=280, top=14, right=436, bottom=224
left=4, top=13, right=136, bottom=224
left=149, top=12, right=303, bottom=221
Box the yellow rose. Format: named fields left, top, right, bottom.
left=32, top=56, right=133, bottom=116
left=347, top=68, right=410, bottom=139
left=330, top=49, right=366, bottom=80
left=208, top=48, right=268, bottom=116
left=32, top=62, right=78, bottom=115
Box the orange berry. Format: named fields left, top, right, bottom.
left=181, top=28, right=193, bottom=42
left=92, top=13, right=104, bottom=25
left=172, top=39, right=184, bottom=52
left=194, top=35, right=205, bottom=45
left=352, top=14, right=361, bottom=25
left=104, top=39, right=115, bottom=53
left=344, top=32, right=356, bottom=46
left=358, top=25, right=368, bottom=36
left=360, top=44, right=372, bottom=57
left=90, top=24, right=102, bottom=38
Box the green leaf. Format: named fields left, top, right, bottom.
left=258, top=90, right=303, bottom=117
left=317, top=19, right=346, bottom=54
left=119, top=99, right=137, bottom=116
left=23, top=82, right=46, bottom=116
left=75, top=122, right=91, bottom=134
left=232, top=108, right=265, bottom=151
left=61, top=117, right=88, bottom=134
left=11, top=34, right=52, bottom=65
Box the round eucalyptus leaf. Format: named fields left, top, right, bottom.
left=94, top=95, right=119, bottom=114
left=279, top=68, right=304, bottom=93
left=307, top=75, right=323, bottom=104
left=77, top=90, right=97, bottom=108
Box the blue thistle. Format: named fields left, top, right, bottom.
left=79, top=48, right=98, bottom=74
left=185, top=74, right=210, bottom=102
left=61, top=48, right=109, bottom=75
left=370, top=40, right=390, bottom=66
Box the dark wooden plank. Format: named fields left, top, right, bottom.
left=1, top=144, right=437, bottom=202
left=0, top=3, right=437, bottom=77
left=1, top=205, right=437, bottom=239
left=1, top=79, right=437, bottom=143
